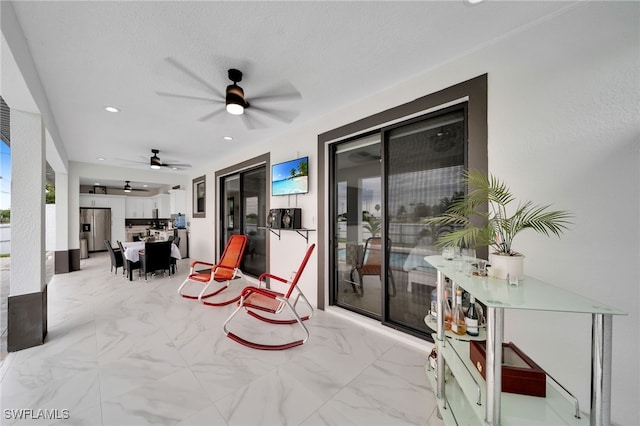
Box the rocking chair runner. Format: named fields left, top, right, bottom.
left=223, top=243, right=315, bottom=350
left=177, top=234, right=248, bottom=306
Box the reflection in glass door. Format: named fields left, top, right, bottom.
left=221, top=165, right=267, bottom=277
left=332, top=134, right=382, bottom=318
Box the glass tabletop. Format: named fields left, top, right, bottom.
left=424, top=255, right=626, bottom=315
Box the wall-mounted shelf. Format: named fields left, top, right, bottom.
left=260, top=227, right=315, bottom=242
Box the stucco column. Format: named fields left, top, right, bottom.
left=54, top=171, right=70, bottom=273
left=8, top=109, right=47, bottom=351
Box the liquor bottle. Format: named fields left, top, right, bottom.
left=452, top=289, right=467, bottom=335
left=465, top=295, right=479, bottom=336
left=443, top=289, right=452, bottom=331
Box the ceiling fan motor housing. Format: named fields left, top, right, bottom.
left=226, top=84, right=247, bottom=108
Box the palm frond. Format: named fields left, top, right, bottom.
left=427, top=169, right=572, bottom=255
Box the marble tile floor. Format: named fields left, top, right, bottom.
left=0, top=252, right=443, bottom=426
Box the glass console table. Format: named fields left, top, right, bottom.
left=424, top=255, right=626, bottom=426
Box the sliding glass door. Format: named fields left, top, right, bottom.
left=332, top=134, right=382, bottom=317
left=220, top=165, right=267, bottom=278
left=330, top=105, right=467, bottom=338
left=384, top=107, right=466, bottom=336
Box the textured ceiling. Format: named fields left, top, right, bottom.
left=5, top=1, right=576, bottom=185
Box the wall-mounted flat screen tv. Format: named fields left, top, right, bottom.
left=272, top=156, right=309, bottom=196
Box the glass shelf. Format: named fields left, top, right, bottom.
left=424, top=255, right=626, bottom=316
left=424, top=315, right=486, bottom=342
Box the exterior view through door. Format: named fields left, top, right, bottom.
left=331, top=105, right=466, bottom=340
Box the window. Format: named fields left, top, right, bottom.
left=192, top=175, right=206, bottom=218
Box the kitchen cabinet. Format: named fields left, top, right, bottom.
left=169, top=189, right=186, bottom=215
left=109, top=196, right=126, bottom=244
left=154, top=194, right=170, bottom=218
left=125, top=197, right=145, bottom=218
left=79, top=194, right=109, bottom=208
left=424, top=255, right=626, bottom=426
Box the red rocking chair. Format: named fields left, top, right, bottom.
left=223, top=244, right=315, bottom=350
left=177, top=234, right=248, bottom=306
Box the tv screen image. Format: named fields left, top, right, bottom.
left=272, top=156, right=309, bottom=196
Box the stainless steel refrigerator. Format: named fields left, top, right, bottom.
left=80, top=208, right=112, bottom=252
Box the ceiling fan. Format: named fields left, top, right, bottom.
left=149, top=149, right=191, bottom=170
left=156, top=58, right=301, bottom=129
left=121, top=181, right=148, bottom=193
left=116, top=149, right=192, bottom=170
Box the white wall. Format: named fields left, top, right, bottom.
left=187, top=3, right=639, bottom=424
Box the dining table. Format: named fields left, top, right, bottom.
left=121, top=240, right=181, bottom=280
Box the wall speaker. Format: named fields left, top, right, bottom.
left=267, top=209, right=283, bottom=229
left=280, top=208, right=302, bottom=229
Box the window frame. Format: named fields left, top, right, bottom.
left=192, top=175, right=206, bottom=218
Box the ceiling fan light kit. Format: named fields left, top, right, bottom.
left=226, top=69, right=247, bottom=115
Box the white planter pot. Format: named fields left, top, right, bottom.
left=489, top=253, right=525, bottom=280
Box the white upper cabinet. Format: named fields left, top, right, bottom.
left=169, top=189, right=187, bottom=215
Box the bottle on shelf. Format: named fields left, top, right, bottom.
left=452, top=288, right=467, bottom=335
left=443, top=289, right=453, bottom=331
left=430, top=287, right=438, bottom=319
left=465, top=295, right=480, bottom=336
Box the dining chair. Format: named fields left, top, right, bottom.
left=105, top=240, right=123, bottom=275
left=118, top=240, right=140, bottom=281
left=223, top=243, right=315, bottom=350
left=139, top=240, right=172, bottom=280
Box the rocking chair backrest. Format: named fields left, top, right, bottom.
left=215, top=234, right=248, bottom=280
left=284, top=244, right=316, bottom=298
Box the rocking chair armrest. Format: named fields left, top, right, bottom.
left=190, top=260, right=214, bottom=269
left=241, top=286, right=283, bottom=300
left=257, top=272, right=288, bottom=286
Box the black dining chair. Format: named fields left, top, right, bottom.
left=139, top=240, right=173, bottom=281
left=118, top=240, right=140, bottom=281
left=171, top=237, right=181, bottom=274
left=105, top=240, right=124, bottom=275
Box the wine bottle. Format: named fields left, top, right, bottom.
left=452, top=289, right=467, bottom=335
left=465, top=295, right=479, bottom=336
left=443, top=289, right=452, bottom=331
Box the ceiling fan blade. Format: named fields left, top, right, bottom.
left=249, top=81, right=302, bottom=104
left=163, top=163, right=192, bottom=169
left=248, top=104, right=299, bottom=124
left=198, top=108, right=226, bottom=122
left=156, top=91, right=223, bottom=104
left=240, top=112, right=268, bottom=130
left=164, top=57, right=225, bottom=98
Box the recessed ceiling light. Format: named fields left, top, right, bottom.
left=465, top=0, right=484, bottom=4
left=104, top=106, right=120, bottom=113
left=223, top=136, right=233, bottom=141
left=96, top=157, right=105, bottom=161
left=94, top=182, right=100, bottom=186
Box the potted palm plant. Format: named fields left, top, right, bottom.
left=425, top=170, right=572, bottom=279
